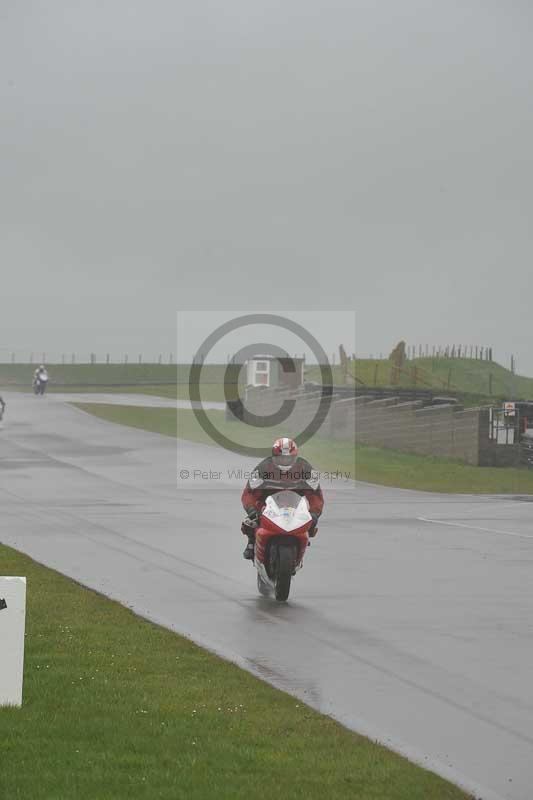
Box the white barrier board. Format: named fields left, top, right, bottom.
left=0, top=577, right=27, bottom=707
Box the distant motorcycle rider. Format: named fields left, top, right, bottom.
left=0, top=395, right=5, bottom=421
left=241, top=437, right=324, bottom=560
left=34, top=365, right=48, bottom=382
left=33, top=365, right=49, bottom=393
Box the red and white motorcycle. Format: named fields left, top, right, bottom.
left=254, top=490, right=313, bottom=602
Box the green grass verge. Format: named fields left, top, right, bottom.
left=0, top=364, right=236, bottom=401
left=352, top=444, right=533, bottom=494
left=73, top=404, right=533, bottom=494
left=0, top=544, right=468, bottom=800
left=0, top=363, right=178, bottom=386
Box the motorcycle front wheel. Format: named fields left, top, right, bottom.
left=274, top=545, right=293, bottom=602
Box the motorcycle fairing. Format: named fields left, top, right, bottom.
left=261, top=492, right=311, bottom=533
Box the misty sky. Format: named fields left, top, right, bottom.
left=1, top=1, right=532, bottom=370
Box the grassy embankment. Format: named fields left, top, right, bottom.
left=3, top=357, right=533, bottom=403
left=308, top=357, right=533, bottom=400
left=0, top=544, right=469, bottom=800
left=0, top=364, right=234, bottom=402
left=74, top=403, right=533, bottom=494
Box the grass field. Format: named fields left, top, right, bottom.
left=2, top=384, right=230, bottom=402
left=0, top=364, right=235, bottom=402
left=4, top=358, right=533, bottom=405
left=412, top=357, right=533, bottom=398
left=3, top=357, right=533, bottom=403
left=74, top=403, right=533, bottom=494
left=0, top=544, right=469, bottom=800
left=0, top=363, right=178, bottom=386
left=307, top=357, right=533, bottom=399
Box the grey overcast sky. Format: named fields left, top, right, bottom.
left=1, top=1, right=532, bottom=368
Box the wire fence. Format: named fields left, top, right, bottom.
left=405, top=344, right=494, bottom=361
left=0, top=352, right=176, bottom=365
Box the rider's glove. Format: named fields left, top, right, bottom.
left=245, top=507, right=259, bottom=524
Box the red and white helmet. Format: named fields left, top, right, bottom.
left=272, top=437, right=298, bottom=472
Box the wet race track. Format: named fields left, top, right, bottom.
left=1, top=393, right=532, bottom=800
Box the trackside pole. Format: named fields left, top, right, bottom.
left=0, top=577, right=27, bottom=707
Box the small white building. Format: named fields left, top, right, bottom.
left=246, top=354, right=304, bottom=389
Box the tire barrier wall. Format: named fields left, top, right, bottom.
left=243, top=387, right=518, bottom=467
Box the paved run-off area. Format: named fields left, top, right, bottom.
left=1, top=393, right=532, bottom=800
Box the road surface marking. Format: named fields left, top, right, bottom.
left=418, top=516, right=533, bottom=540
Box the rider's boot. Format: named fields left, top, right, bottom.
left=243, top=536, right=255, bottom=560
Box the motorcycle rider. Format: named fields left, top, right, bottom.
left=33, top=365, right=49, bottom=391
left=241, top=437, right=324, bottom=560
left=0, top=395, right=5, bottom=422
left=34, top=364, right=48, bottom=381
